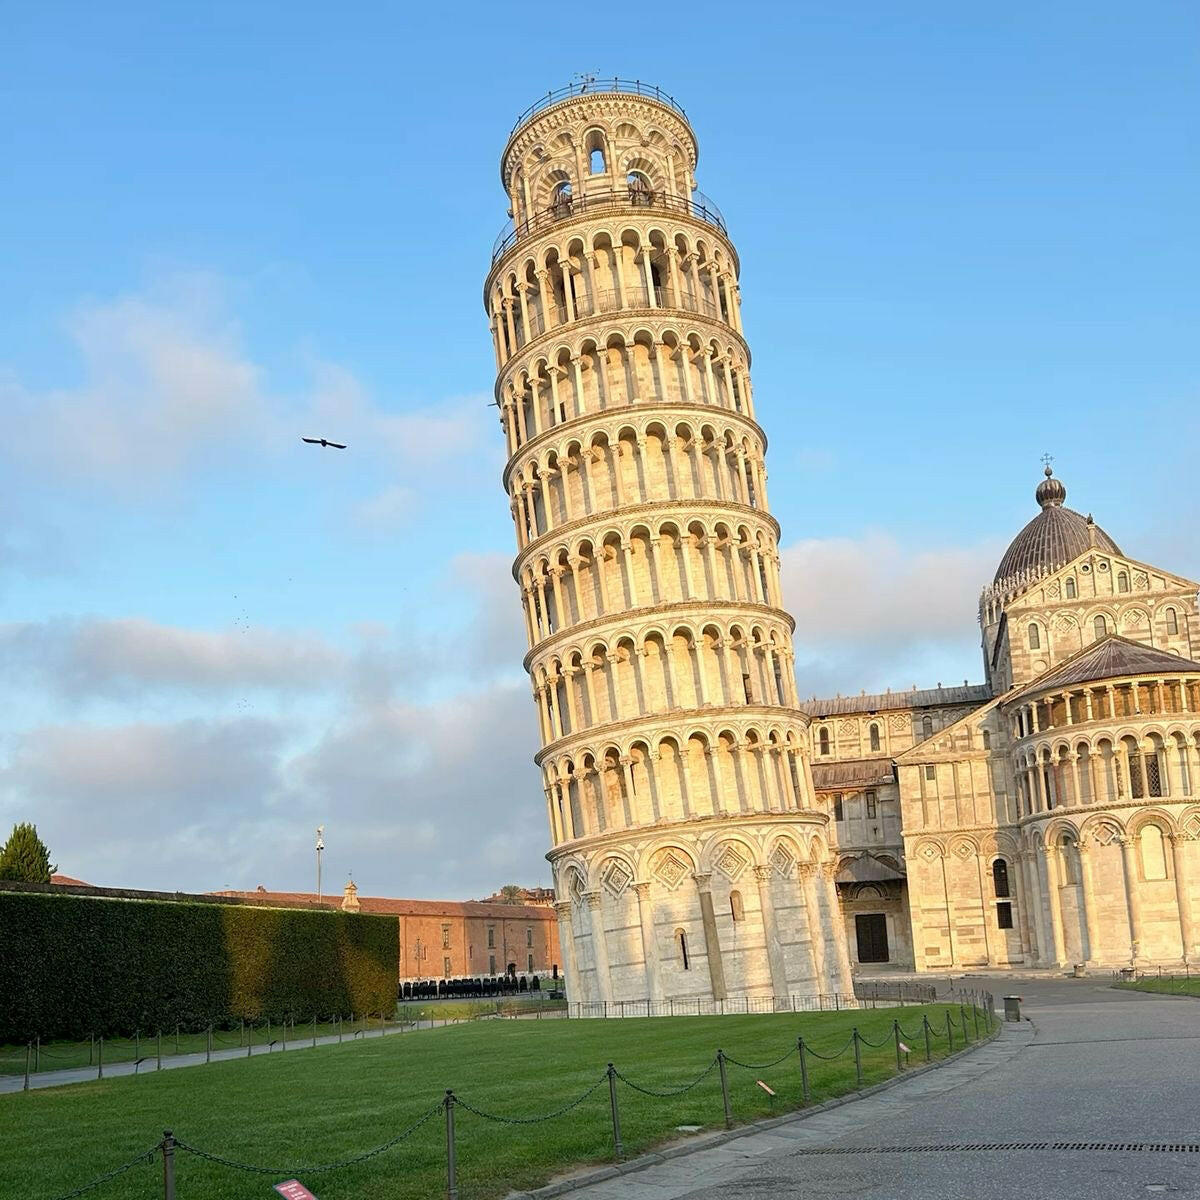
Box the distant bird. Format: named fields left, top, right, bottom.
left=302, top=437, right=347, bottom=449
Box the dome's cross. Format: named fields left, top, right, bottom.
left=1041, top=452, right=1054, bottom=473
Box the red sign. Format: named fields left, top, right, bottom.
left=274, top=1182, right=318, bottom=1200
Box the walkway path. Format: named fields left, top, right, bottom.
left=551, top=976, right=1200, bottom=1199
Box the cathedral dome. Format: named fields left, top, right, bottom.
left=993, top=466, right=1121, bottom=589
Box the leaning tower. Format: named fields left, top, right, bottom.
left=484, top=80, right=853, bottom=1011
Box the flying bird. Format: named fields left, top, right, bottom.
left=302, top=437, right=347, bottom=450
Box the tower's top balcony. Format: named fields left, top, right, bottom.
left=507, top=78, right=691, bottom=141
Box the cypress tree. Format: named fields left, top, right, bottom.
left=0, top=822, right=56, bottom=883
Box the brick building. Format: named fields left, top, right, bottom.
left=212, top=883, right=559, bottom=980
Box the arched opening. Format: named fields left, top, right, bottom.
left=1065, top=577, right=1077, bottom=599
left=1166, top=608, right=1179, bottom=635
left=992, top=858, right=1010, bottom=898
left=1140, top=825, right=1168, bottom=881
left=675, top=928, right=690, bottom=970
left=922, top=715, right=934, bottom=739
left=1094, top=615, right=1108, bottom=639
left=1028, top=623, right=1041, bottom=650
left=818, top=727, right=830, bottom=756
left=1117, top=571, right=1130, bottom=593
left=869, top=723, right=881, bottom=752
left=627, top=170, right=653, bottom=205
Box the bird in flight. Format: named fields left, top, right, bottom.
left=301, top=437, right=347, bottom=450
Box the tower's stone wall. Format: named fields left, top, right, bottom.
left=486, top=83, right=853, bottom=1007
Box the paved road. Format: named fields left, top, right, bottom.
left=563, top=976, right=1200, bottom=1200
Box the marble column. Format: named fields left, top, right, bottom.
left=1077, top=841, right=1101, bottom=965
left=1038, top=842, right=1068, bottom=966
left=632, top=882, right=664, bottom=1002
left=798, top=864, right=827, bottom=987
left=823, top=865, right=856, bottom=994
left=1170, top=833, right=1196, bottom=962
left=583, top=891, right=614, bottom=1004
left=1119, top=837, right=1143, bottom=965
left=753, top=865, right=789, bottom=1007
left=554, top=901, right=581, bottom=1001
left=693, top=873, right=728, bottom=1000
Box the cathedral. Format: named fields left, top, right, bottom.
left=483, top=80, right=1200, bottom=1008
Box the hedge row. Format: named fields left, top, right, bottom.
left=0, top=892, right=399, bottom=1041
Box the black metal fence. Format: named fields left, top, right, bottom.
left=37, top=992, right=996, bottom=1200
left=569, top=982, right=938, bottom=1020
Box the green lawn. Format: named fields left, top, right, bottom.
left=1114, top=975, right=1200, bottom=996
left=0, top=1014, right=406, bottom=1077
left=2, top=1003, right=988, bottom=1200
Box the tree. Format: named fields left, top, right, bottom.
left=0, top=823, right=56, bottom=883
left=498, top=884, right=523, bottom=905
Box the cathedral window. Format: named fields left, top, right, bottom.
left=865, top=790, right=878, bottom=818
left=996, top=903, right=1014, bottom=929
left=833, top=794, right=844, bottom=821
left=1027, top=623, right=1040, bottom=650
left=526, top=927, right=533, bottom=947
left=1166, top=608, right=1179, bottom=635
left=1094, top=615, right=1108, bottom=639
left=921, top=715, right=934, bottom=739
left=818, top=727, right=830, bottom=756
left=1118, top=571, right=1130, bottom=593
left=443, top=957, right=451, bottom=978
left=729, top=891, right=744, bottom=921
left=982, top=729, right=992, bottom=750
left=992, top=858, right=1010, bottom=898
left=869, top=724, right=881, bottom=752
left=1065, top=577, right=1077, bottom=598
left=924, top=765, right=936, bottom=781
left=487, top=927, right=495, bottom=948
left=442, top=924, right=451, bottom=949
left=675, top=928, right=690, bottom=969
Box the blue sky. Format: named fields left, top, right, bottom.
left=2, top=1, right=1197, bottom=899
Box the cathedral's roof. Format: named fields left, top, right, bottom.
left=1011, top=635, right=1200, bottom=700
left=993, top=466, right=1121, bottom=591
left=801, top=684, right=989, bottom=718
left=810, top=758, right=896, bottom=790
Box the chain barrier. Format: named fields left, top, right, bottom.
left=174, top=1100, right=443, bottom=1177
left=801, top=1034, right=857, bottom=1061
left=613, top=1055, right=719, bottom=1097
left=48, top=1146, right=159, bottom=1200
left=722, top=1045, right=797, bottom=1071
left=455, top=1076, right=607, bottom=1124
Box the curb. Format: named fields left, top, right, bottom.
left=508, top=1020, right=1012, bottom=1199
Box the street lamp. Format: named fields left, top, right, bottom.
left=315, top=825, right=325, bottom=901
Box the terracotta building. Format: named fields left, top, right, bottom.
left=212, top=883, right=558, bottom=980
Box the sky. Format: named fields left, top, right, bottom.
left=1, top=2, right=1197, bottom=900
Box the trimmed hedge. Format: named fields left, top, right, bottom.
left=0, top=892, right=398, bottom=1041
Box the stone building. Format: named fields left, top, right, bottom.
left=213, top=884, right=558, bottom=980
left=485, top=80, right=853, bottom=1008
left=485, top=80, right=1200, bottom=1000
left=810, top=467, right=1200, bottom=972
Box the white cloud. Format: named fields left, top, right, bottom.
left=781, top=531, right=1002, bottom=696
left=352, top=484, right=418, bottom=530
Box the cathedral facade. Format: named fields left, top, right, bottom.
left=484, top=81, right=1200, bottom=1006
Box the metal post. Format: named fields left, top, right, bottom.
left=282, top=1017, right=287, bottom=1052
left=157, top=1031, right=162, bottom=1071
left=923, top=1016, right=932, bottom=1063
left=23, top=1043, right=30, bottom=1091
left=89, top=1032, right=94, bottom=1066
left=893, top=1020, right=903, bottom=1071
left=161, top=1130, right=175, bottom=1200
left=206, top=1026, right=212, bottom=1064
left=175, top=1024, right=180, bottom=1055
left=797, top=1037, right=810, bottom=1102
left=247, top=1022, right=253, bottom=1058
left=135, top=1031, right=139, bottom=1064
left=34, top=1035, right=40, bottom=1074
left=313, top=1015, right=317, bottom=1048
left=607, top=1064, right=624, bottom=1160
left=945, top=1010, right=953, bottom=1052
left=98, top=1037, right=103, bottom=1080
left=960, top=1003, right=969, bottom=1044
left=445, top=1090, right=458, bottom=1200
left=973, top=1002, right=981, bottom=1040
left=240, top=1018, right=245, bottom=1048
left=717, top=1051, right=733, bottom=1129
left=338, top=1014, right=343, bottom=1044
left=852, top=1027, right=862, bottom=1086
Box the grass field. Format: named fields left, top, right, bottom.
left=1113, top=975, right=1200, bottom=996
left=0, top=997, right=567, bottom=1078
left=1, top=1002, right=989, bottom=1200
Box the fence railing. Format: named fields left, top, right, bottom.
left=1112, top=966, right=1199, bottom=988
left=507, top=79, right=688, bottom=137
left=569, top=984, right=939, bottom=1020
left=38, top=992, right=995, bottom=1200
left=492, top=187, right=727, bottom=264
